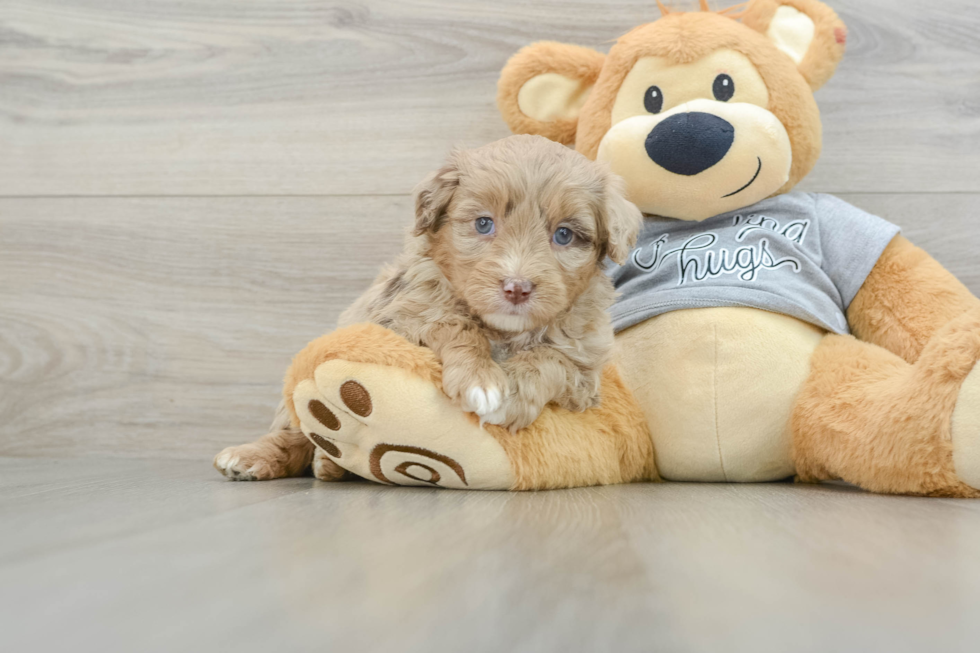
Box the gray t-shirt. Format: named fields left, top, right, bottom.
left=608, top=192, right=900, bottom=334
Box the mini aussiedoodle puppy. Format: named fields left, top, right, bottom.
left=215, top=134, right=641, bottom=480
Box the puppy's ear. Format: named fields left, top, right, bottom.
left=413, top=156, right=460, bottom=236
left=497, top=42, right=606, bottom=146
left=601, top=173, right=643, bottom=265
left=741, top=0, right=847, bottom=90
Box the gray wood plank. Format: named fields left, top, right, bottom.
left=0, top=457, right=314, bottom=564
left=1, top=193, right=978, bottom=460
left=2, top=457, right=980, bottom=652
left=0, top=196, right=409, bottom=459
left=1, top=0, right=978, bottom=196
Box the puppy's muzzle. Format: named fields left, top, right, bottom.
left=502, top=278, right=535, bottom=305
left=644, top=112, right=735, bottom=176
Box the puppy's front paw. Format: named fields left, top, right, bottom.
left=214, top=444, right=282, bottom=481
left=466, top=386, right=504, bottom=417
left=442, top=360, right=509, bottom=420
left=494, top=395, right=544, bottom=432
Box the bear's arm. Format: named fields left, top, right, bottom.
left=847, top=235, right=980, bottom=364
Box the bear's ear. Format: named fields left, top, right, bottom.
left=497, top=42, right=606, bottom=146
left=741, top=0, right=847, bottom=90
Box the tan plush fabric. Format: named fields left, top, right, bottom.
left=573, top=10, right=823, bottom=198
left=597, top=97, right=792, bottom=220
left=495, top=1, right=847, bottom=198
left=284, top=323, right=657, bottom=490
left=517, top=73, right=593, bottom=123
left=616, top=308, right=822, bottom=482
left=792, top=309, right=980, bottom=498
left=848, top=235, right=980, bottom=364
left=741, top=0, right=847, bottom=91
left=952, top=365, right=980, bottom=489
left=764, top=5, right=816, bottom=64
left=596, top=47, right=794, bottom=219
left=844, top=235, right=980, bottom=493
left=292, top=359, right=515, bottom=490
left=497, top=42, right=606, bottom=145
left=283, top=322, right=444, bottom=422
left=608, top=49, right=770, bottom=125
left=496, top=363, right=659, bottom=490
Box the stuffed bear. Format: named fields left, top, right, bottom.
left=218, top=0, right=980, bottom=497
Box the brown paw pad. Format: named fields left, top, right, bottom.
left=309, top=433, right=342, bottom=458
left=340, top=380, right=372, bottom=417
left=308, top=400, right=341, bottom=431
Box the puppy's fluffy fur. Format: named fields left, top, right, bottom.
left=340, top=135, right=642, bottom=429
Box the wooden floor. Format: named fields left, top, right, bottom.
left=3, top=457, right=980, bottom=652
left=3, top=1, right=980, bottom=650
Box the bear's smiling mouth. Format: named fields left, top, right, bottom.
left=721, top=157, right=763, bottom=198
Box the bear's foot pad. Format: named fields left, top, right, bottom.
left=291, top=359, right=515, bottom=489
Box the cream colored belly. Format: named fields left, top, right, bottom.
left=616, top=307, right=825, bottom=482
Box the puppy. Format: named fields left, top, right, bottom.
left=340, top=134, right=642, bottom=430
left=214, top=135, right=641, bottom=482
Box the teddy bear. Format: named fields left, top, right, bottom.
left=222, top=0, right=980, bottom=497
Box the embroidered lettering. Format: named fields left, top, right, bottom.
left=733, top=213, right=810, bottom=244
left=630, top=232, right=802, bottom=285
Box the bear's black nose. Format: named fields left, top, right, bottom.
left=645, top=112, right=735, bottom=176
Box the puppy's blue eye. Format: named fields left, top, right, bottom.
left=553, top=227, right=574, bottom=246
left=475, top=216, right=495, bottom=235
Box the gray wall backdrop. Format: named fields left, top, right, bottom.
left=1, top=0, right=979, bottom=460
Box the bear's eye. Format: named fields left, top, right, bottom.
left=713, top=74, right=735, bottom=102
left=643, top=85, right=664, bottom=114
left=475, top=216, right=495, bottom=235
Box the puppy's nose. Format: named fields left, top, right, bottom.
left=502, top=278, right=535, bottom=305
left=645, top=112, right=734, bottom=176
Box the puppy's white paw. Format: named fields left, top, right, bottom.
left=214, top=445, right=275, bottom=481
left=441, top=358, right=509, bottom=421
left=480, top=401, right=510, bottom=427
left=465, top=386, right=503, bottom=418
left=214, top=449, right=242, bottom=475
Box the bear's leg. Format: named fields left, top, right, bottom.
left=493, top=364, right=658, bottom=489
left=848, top=236, right=980, bottom=364
left=952, top=366, right=980, bottom=489
left=282, top=323, right=657, bottom=490
left=792, top=309, right=980, bottom=497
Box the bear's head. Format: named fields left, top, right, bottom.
left=497, top=0, right=847, bottom=221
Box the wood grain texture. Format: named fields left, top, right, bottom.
left=0, top=196, right=410, bottom=459
left=1, top=0, right=978, bottom=196
left=1, top=193, right=978, bottom=460
left=3, top=458, right=980, bottom=652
